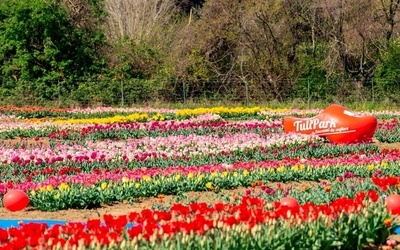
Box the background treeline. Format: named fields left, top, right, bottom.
left=0, top=0, right=399, bottom=107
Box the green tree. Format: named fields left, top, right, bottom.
left=374, top=39, right=400, bottom=103
left=0, top=0, right=105, bottom=104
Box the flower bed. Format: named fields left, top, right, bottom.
left=0, top=105, right=399, bottom=249
left=0, top=191, right=394, bottom=249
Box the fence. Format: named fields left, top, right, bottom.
left=173, top=78, right=399, bottom=108
left=1, top=78, right=399, bottom=108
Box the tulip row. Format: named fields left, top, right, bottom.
left=49, top=119, right=283, bottom=141
left=0, top=105, right=280, bottom=119
left=0, top=105, right=178, bottom=119
left=7, top=157, right=399, bottom=211
left=1, top=145, right=389, bottom=186
left=0, top=132, right=324, bottom=166
left=375, top=119, right=400, bottom=143
left=0, top=190, right=393, bottom=249
left=26, top=171, right=391, bottom=211
left=2, top=104, right=400, bottom=120
left=0, top=142, right=381, bottom=185
left=0, top=113, right=254, bottom=139
left=0, top=106, right=72, bottom=119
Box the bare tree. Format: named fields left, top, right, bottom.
left=317, top=0, right=384, bottom=80
left=59, top=0, right=104, bottom=31
left=237, top=0, right=301, bottom=101
left=170, top=0, right=243, bottom=98
left=98, top=0, right=400, bottom=102
left=103, top=0, right=176, bottom=43
left=377, top=0, right=400, bottom=42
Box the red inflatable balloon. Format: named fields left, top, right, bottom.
left=3, top=189, right=30, bottom=212
left=279, top=197, right=300, bottom=210
left=386, top=194, right=400, bottom=215
left=283, top=104, right=377, bottom=144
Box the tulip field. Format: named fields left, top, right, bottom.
left=0, top=105, right=400, bottom=249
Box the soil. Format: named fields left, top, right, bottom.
left=0, top=188, right=247, bottom=221
left=0, top=183, right=319, bottom=221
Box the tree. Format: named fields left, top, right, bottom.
left=0, top=0, right=105, bottom=103
left=315, top=0, right=390, bottom=81
left=237, top=0, right=303, bottom=101
left=374, top=39, right=400, bottom=102
left=103, top=0, right=176, bottom=43
left=174, top=0, right=205, bottom=15
left=377, top=0, right=400, bottom=42
left=170, top=0, right=243, bottom=99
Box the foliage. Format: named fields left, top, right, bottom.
left=0, top=0, right=400, bottom=106
left=0, top=0, right=106, bottom=105
left=374, top=39, right=400, bottom=104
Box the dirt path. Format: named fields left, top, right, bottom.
left=0, top=188, right=251, bottom=221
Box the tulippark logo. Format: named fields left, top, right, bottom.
left=293, top=118, right=336, bottom=132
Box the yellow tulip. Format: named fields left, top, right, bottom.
left=58, top=183, right=69, bottom=191
left=54, top=192, right=61, bottom=199
left=142, top=175, right=151, bottom=182
left=277, top=166, right=285, bottom=172
left=152, top=113, right=165, bottom=121
left=53, top=113, right=149, bottom=124
left=101, top=182, right=108, bottom=190
left=46, top=185, right=54, bottom=192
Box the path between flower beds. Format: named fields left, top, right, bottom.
left=0, top=187, right=252, bottom=221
